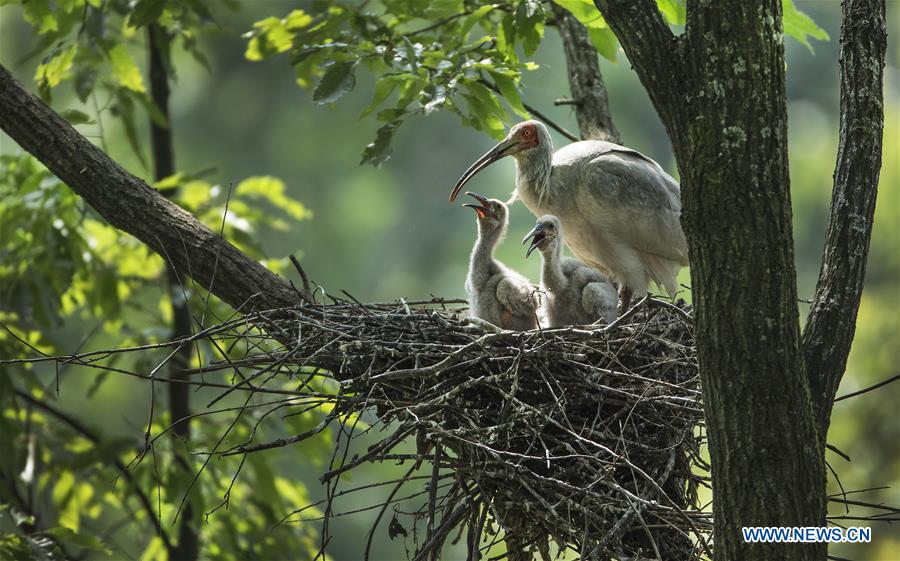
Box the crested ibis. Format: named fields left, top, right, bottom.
left=524, top=215, right=618, bottom=327
left=451, top=120, right=688, bottom=312
left=463, top=192, right=539, bottom=331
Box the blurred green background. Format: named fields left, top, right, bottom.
left=1, top=1, right=898, bottom=560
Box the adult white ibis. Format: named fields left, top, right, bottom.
left=523, top=215, right=618, bottom=327
left=463, top=192, right=539, bottom=331
left=451, top=120, right=688, bottom=312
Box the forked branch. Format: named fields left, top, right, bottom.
left=803, top=0, right=887, bottom=435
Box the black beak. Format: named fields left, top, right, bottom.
left=462, top=192, right=493, bottom=219
left=522, top=223, right=546, bottom=258
left=450, top=137, right=519, bottom=202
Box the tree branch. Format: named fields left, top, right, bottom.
left=803, top=0, right=886, bottom=435
left=0, top=64, right=303, bottom=317
left=550, top=3, right=620, bottom=143
left=477, top=78, right=578, bottom=142
left=592, top=0, right=686, bottom=149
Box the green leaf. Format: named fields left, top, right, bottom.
left=73, top=68, right=97, bottom=102
left=245, top=16, right=295, bottom=61
left=656, top=0, right=685, bottom=26
left=284, top=9, right=313, bottom=30
left=34, top=44, right=77, bottom=88
left=551, top=0, right=606, bottom=28
left=112, top=90, right=148, bottom=169
left=402, top=36, right=419, bottom=74
left=463, top=82, right=507, bottom=138
left=59, top=109, right=95, bottom=125
left=587, top=27, right=618, bottom=62
left=360, top=76, right=402, bottom=118
left=361, top=122, right=399, bottom=167
left=22, top=0, right=57, bottom=34
left=496, top=13, right=516, bottom=59
left=45, top=527, right=111, bottom=555
left=782, top=0, right=829, bottom=52
left=236, top=176, right=312, bottom=221
left=515, top=1, right=545, bottom=57
left=461, top=5, right=496, bottom=36
left=313, top=61, right=357, bottom=105
left=108, top=45, right=145, bottom=93
left=491, top=73, right=529, bottom=119
left=130, top=0, right=167, bottom=27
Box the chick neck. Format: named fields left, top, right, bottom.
left=470, top=218, right=506, bottom=285
left=539, top=236, right=566, bottom=291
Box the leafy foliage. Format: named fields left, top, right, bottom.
left=0, top=151, right=319, bottom=560
left=243, top=0, right=827, bottom=167
left=2, top=2, right=321, bottom=559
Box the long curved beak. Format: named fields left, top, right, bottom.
left=462, top=191, right=492, bottom=219
left=522, top=223, right=545, bottom=258
left=449, top=137, right=519, bottom=202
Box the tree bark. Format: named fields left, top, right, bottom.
left=0, top=64, right=303, bottom=316
left=803, top=0, right=886, bottom=436
left=550, top=3, right=620, bottom=143
left=595, top=1, right=829, bottom=559
left=148, top=23, right=200, bottom=561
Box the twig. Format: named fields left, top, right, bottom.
left=477, top=79, right=579, bottom=142
left=834, top=373, right=900, bottom=402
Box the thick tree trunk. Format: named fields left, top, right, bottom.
left=148, top=24, right=199, bottom=561
left=594, top=1, right=832, bottom=559
left=680, top=5, right=825, bottom=560
left=803, top=0, right=886, bottom=436
left=0, top=65, right=303, bottom=316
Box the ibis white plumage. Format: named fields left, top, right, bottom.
left=463, top=192, right=539, bottom=331
left=523, top=215, right=618, bottom=327
left=451, top=121, right=688, bottom=312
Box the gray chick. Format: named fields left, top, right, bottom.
left=463, top=192, right=539, bottom=331
left=523, top=215, right=618, bottom=327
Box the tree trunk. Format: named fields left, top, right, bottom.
left=148, top=23, right=200, bottom=561
left=594, top=1, right=833, bottom=559
left=680, top=5, right=826, bottom=559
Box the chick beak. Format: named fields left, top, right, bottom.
left=523, top=223, right=546, bottom=258
left=462, top=192, right=493, bottom=219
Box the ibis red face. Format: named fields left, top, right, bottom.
left=449, top=123, right=541, bottom=202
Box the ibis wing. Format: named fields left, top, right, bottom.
left=582, top=280, right=618, bottom=324
left=495, top=276, right=539, bottom=317
left=567, top=146, right=688, bottom=264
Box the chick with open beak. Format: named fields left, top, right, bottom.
left=463, top=192, right=539, bottom=331
left=523, top=215, right=617, bottom=327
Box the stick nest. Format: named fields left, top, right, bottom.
left=239, top=296, right=710, bottom=561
